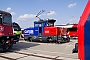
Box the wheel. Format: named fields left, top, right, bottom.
left=24, top=37, right=28, bottom=41
left=4, top=40, right=13, bottom=52
left=47, top=37, right=52, bottom=43
left=28, top=37, right=32, bottom=42
left=55, top=40, right=61, bottom=44
left=75, top=43, right=78, bottom=52
left=4, top=43, right=13, bottom=51
left=72, top=48, right=78, bottom=53
left=72, top=43, right=78, bottom=53
left=0, top=43, right=3, bottom=52
left=72, top=48, right=76, bottom=53
left=0, top=40, right=13, bottom=52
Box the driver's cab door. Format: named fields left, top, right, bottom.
left=38, top=24, right=42, bottom=36
left=34, top=23, right=43, bottom=36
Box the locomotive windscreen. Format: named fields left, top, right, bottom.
left=13, top=22, right=21, bottom=31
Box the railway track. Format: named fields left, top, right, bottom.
left=0, top=51, right=63, bottom=60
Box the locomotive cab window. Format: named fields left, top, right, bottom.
left=67, top=27, right=77, bottom=32
left=48, top=22, right=54, bottom=26
left=35, top=23, right=42, bottom=27
left=35, top=24, right=39, bottom=27
left=13, top=24, right=21, bottom=31
left=2, top=14, right=12, bottom=25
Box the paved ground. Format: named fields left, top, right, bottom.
left=0, top=39, right=79, bottom=60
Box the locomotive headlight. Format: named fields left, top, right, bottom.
left=63, top=35, right=67, bottom=38
left=45, top=30, right=49, bottom=33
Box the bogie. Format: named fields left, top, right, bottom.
left=0, top=36, right=13, bottom=52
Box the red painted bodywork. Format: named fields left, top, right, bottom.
left=78, top=0, right=90, bottom=60
left=67, top=24, right=78, bottom=37
left=43, top=26, right=67, bottom=36
left=0, top=24, right=13, bottom=36
left=68, top=31, right=78, bottom=37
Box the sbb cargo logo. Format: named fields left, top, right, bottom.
left=24, top=30, right=34, bottom=34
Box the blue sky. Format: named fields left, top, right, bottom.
left=0, top=0, right=88, bottom=28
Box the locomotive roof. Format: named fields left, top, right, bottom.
left=55, top=24, right=78, bottom=28
left=47, top=19, right=56, bottom=22
left=12, top=22, right=19, bottom=26
left=34, top=19, right=56, bottom=23
left=56, top=24, right=78, bottom=26
left=0, top=10, right=11, bottom=16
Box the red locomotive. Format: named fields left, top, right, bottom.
left=56, top=24, right=78, bottom=38
left=24, top=19, right=70, bottom=43
left=67, top=24, right=78, bottom=38
left=0, top=10, right=14, bottom=52
left=43, top=23, right=70, bottom=43
left=24, top=10, right=70, bottom=43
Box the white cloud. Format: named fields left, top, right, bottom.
left=17, top=14, right=36, bottom=20
left=47, top=11, right=56, bottom=16
left=11, top=12, right=16, bottom=15
left=5, top=7, right=16, bottom=15
left=69, top=16, right=78, bottom=23
left=68, top=3, right=76, bottom=8
left=6, top=7, right=11, bottom=12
